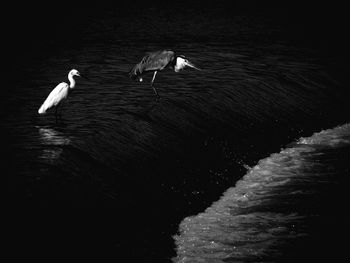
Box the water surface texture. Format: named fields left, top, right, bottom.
left=6, top=4, right=350, bottom=262
left=174, top=124, right=350, bottom=262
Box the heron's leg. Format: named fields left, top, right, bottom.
left=151, top=71, right=158, bottom=84
left=151, top=71, right=159, bottom=96
left=152, top=86, right=159, bottom=97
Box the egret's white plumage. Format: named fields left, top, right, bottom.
left=38, top=69, right=81, bottom=115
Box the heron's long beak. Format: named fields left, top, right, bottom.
left=185, top=61, right=201, bottom=71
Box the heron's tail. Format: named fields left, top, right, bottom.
left=38, top=104, right=47, bottom=114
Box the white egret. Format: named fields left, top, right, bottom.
left=38, top=69, right=82, bottom=117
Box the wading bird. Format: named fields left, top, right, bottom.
left=38, top=69, right=83, bottom=118
left=129, top=50, right=201, bottom=97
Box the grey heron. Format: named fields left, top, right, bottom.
left=129, top=50, right=201, bottom=96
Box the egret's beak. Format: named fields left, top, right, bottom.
left=80, top=74, right=89, bottom=80
left=185, top=61, right=201, bottom=71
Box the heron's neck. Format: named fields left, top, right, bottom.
left=172, top=57, right=178, bottom=69
left=174, top=57, right=184, bottom=72
left=174, top=62, right=181, bottom=72
left=68, top=74, right=76, bottom=88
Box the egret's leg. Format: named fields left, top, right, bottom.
left=151, top=71, right=159, bottom=97
left=55, top=106, right=59, bottom=122
left=55, top=104, right=63, bottom=121
left=59, top=103, right=64, bottom=117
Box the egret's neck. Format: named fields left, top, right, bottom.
left=68, top=74, right=76, bottom=89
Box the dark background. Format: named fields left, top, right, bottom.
left=7, top=1, right=349, bottom=56
left=5, top=1, right=349, bottom=262
left=6, top=1, right=349, bottom=101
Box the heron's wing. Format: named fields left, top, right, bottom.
left=129, top=50, right=175, bottom=79
left=38, top=82, right=69, bottom=114
left=143, top=50, right=175, bottom=71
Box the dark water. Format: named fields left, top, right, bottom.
left=5, top=3, right=350, bottom=262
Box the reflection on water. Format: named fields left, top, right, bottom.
left=37, top=126, right=71, bottom=162
left=38, top=127, right=71, bottom=146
